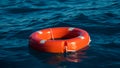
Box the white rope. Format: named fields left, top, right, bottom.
left=65, top=46, right=76, bottom=53
left=50, top=28, right=54, bottom=40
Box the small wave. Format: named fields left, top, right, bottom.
left=5, top=8, right=41, bottom=13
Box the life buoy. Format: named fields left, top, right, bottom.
left=29, top=27, right=91, bottom=53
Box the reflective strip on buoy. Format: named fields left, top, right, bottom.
left=37, top=31, right=43, bottom=34
left=78, top=36, right=84, bottom=39
left=68, top=27, right=74, bottom=31
left=40, top=40, right=46, bottom=44
left=88, top=37, right=91, bottom=45
left=47, top=31, right=50, bottom=33
left=71, top=42, right=77, bottom=50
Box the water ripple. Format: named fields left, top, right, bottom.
left=0, top=0, right=120, bottom=68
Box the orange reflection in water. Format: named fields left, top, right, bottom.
left=29, top=46, right=89, bottom=65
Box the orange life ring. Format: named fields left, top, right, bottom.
left=29, top=27, right=91, bottom=53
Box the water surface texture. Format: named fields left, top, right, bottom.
left=0, top=0, right=120, bottom=68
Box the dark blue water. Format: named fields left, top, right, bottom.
left=0, top=0, right=120, bottom=68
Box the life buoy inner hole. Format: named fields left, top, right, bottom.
left=50, top=29, right=81, bottom=40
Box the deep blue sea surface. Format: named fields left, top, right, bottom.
left=0, top=0, right=120, bottom=68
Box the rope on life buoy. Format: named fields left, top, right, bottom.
left=64, top=42, right=76, bottom=53
left=65, top=46, right=76, bottom=53
left=50, top=28, right=54, bottom=40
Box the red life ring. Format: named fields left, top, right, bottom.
left=29, top=27, right=91, bottom=53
